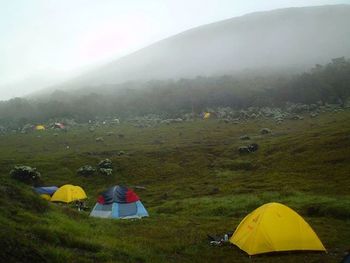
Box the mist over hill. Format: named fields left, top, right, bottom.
left=57, top=4, right=350, bottom=90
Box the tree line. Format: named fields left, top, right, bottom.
left=1, top=57, right=349, bottom=128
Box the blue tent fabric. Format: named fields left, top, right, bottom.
left=90, top=201, right=148, bottom=219
left=34, top=186, right=58, bottom=195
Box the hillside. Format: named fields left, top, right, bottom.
left=1, top=111, right=350, bottom=262
left=59, top=4, right=350, bottom=89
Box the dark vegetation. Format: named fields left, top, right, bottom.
left=1, top=58, right=350, bottom=127
left=0, top=111, right=350, bottom=262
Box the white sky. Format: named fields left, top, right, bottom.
left=0, top=0, right=349, bottom=99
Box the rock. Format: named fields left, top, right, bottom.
left=290, top=115, right=303, bottom=120
left=260, top=128, right=272, bottom=135
left=248, top=143, right=259, bottom=152
left=95, top=137, right=104, bottom=142
left=106, top=132, right=114, bottom=136
left=98, top=159, right=113, bottom=169
left=118, top=134, right=125, bottom=139
left=238, top=146, right=250, bottom=154
left=89, top=127, right=95, bottom=132
left=21, top=124, right=34, bottom=134
left=238, top=143, right=259, bottom=154
left=10, top=165, right=41, bottom=185
left=53, top=133, right=59, bottom=136
left=117, top=151, right=125, bottom=156
left=240, top=135, right=250, bottom=140
left=77, top=165, right=96, bottom=176
left=99, top=168, right=113, bottom=176
left=310, top=112, right=318, bottom=118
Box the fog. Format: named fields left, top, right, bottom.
left=0, top=0, right=349, bottom=100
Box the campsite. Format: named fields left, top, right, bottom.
left=1, top=2, right=350, bottom=262
left=1, top=109, right=350, bottom=262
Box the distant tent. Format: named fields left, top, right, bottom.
left=35, top=125, right=45, bottom=131
left=54, top=122, right=65, bottom=129
left=203, top=112, right=211, bottom=119
left=90, top=185, right=148, bottom=219
left=34, top=186, right=58, bottom=201
left=51, top=184, right=87, bottom=203
left=34, top=186, right=58, bottom=195
left=40, top=194, right=51, bottom=201
left=230, top=202, right=326, bottom=255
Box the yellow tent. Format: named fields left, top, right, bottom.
left=35, top=125, right=45, bottom=131
left=230, top=202, right=326, bottom=255
left=203, top=112, right=211, bottom=119
left=50, top=184, right=87, bottom=203
left=40, top=194, right=51, bottom=201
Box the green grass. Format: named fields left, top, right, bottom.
left=0, top=111, right=350, bottom=262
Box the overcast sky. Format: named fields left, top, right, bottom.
left=0, top=0, right=349, bottom=99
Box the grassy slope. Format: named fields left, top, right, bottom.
left=0, top=111, right=350, bottom=262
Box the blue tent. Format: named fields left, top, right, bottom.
left=34, top=186, right=58, bottom=195
left=90, top=185, right=149, bottom=219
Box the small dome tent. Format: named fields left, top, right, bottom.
left=50, top=184, right=87, bottom=203
left=34, top=186, right=58, bottom=201
left=203, top=112, right=211, bottom=119
left=90, top=185, right=148, bottom=219
left=230, top=202, right=326, bottom=255
left=35, top=125, right=45, bottom=131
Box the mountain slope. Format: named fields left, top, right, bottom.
left=61, top=4, right=350, bottom=89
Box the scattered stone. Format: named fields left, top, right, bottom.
left=98, top=159, right=113, bottom=169
left=238, top=143, right=259, bottom=154
left=248, top=143, right=259, bottom=152
left=260, top=128, right=271, bottom=135
left=95, top=137, right=104, bottom=142
left=240, top=135, right=250, bottom=140
left=117, top=151, right=125, bottom=156
left=99, top=168, right=113, bottom=176
left=106, top=132, right=114, bottom=136
left=89, top=127, right=95, bottom=132
left=10, top=165, right=41, bottom=185
left=310, top=112, right=319, bottom=118
left=238, top=146, right=250, bottom=154
left=77, top=165, right=96, bottom=176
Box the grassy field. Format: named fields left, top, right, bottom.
left=0, top=111, right=350, bottom=262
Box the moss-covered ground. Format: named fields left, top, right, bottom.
left=0, top=111, right=349, bottom=262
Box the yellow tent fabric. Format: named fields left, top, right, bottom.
left=50, top=184, right=87, bottom=203
left=203, top=112, right=211, bottom=119
left=40, top=194, right=51, bottom=201
left=230, top=202, right=326, bottom=255
left=35, top=125, right=45, bottom=130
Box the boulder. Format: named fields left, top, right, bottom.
left=310, top=112, right=319, bottom=118
left=95, top=137, right=104, bottom=142
left=77, top=165, right=96, bottom=176
left=248, top=143, right=259, bottom=152
left=99, top=168, right=113, bottom=176
left=260, top=128, right=272, bottom=135
left=238, top=146, right=250, bottom=154
left=10, top=165, right=41, bottom=185
left=98, top=159, right=113, bottom=169
left=240, top=135, right=250, bottom=140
